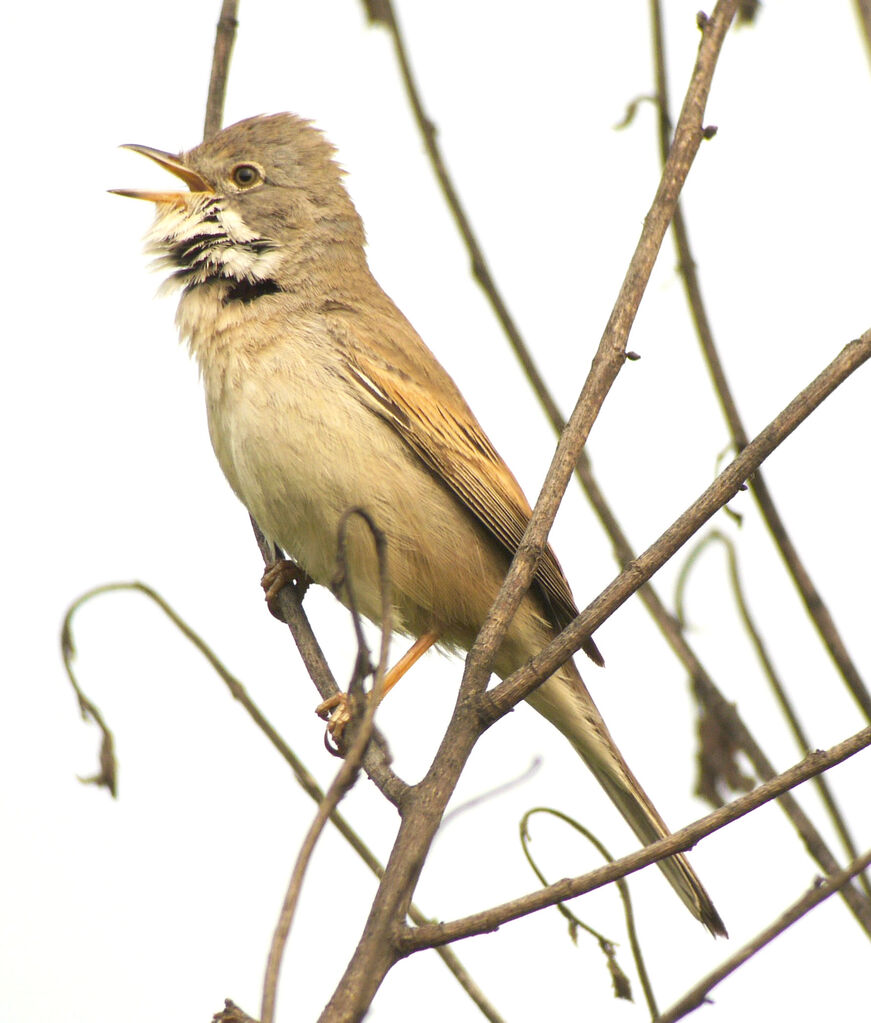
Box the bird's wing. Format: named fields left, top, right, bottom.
left=341, top=315, right=603, bottom=666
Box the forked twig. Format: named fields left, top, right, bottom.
left=260, top=509, right=393, bottom=1023
left=374, top=0, right=871, bottom=940
left=462, top=0, right=741, bottom=696
left=486, top=334, right=871, bottom=721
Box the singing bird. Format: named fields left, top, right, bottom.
left=115, top=113, right=725, bottom=936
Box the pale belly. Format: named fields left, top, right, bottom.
left=189, top=304, right=553, bottom=671
left=202, top=343, right=527, bottom=651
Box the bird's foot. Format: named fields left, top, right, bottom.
left=316, top=692, right=352, bottom=754
left=261, top=559, right=313, bottom=621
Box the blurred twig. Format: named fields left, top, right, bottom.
left=485, top=333, right=871, bottom=936
left=204, top=0, right=238, bottom=138
left=676, top=531, right=871, bottom=899
left=372, top=0, right=871, bottom=939
left=649, top=0, right=871, bottom=724
left=439, top=757, right=542, bottom=832
left=402, top=726, right=871, bottom=950
left=213, top=999, right=259, bottom=1023
left=520, top=808, right=656, bottom=1016
left=366, top=0, right=561, bottom=425
left=61, top=587, right=120, bottom=797
left=61, top=580, right=504, bottom=1023
left=655, top=846, right=871, bottom=1023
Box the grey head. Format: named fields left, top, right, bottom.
left=113, top=113, right=366, bottom=300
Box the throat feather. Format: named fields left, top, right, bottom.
left=146, top=198, right=281, bottom=301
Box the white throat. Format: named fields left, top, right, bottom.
left=146, top=196, right=282, bottom=294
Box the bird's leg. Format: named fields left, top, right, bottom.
left=379, top=628, right=441, bottom=701
left=261, top=558, right=313, bottom=621
left=316, top=629, right=441, bottom=748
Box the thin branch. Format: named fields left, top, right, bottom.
left=649, top=0, right=871, bottom=723
left=572, top=456, right=871, bottom=931
left=62, top=580, right=503, bottom=1023
left=485, top=333, right=871, bottom=718
left=260, top=510, right=393, bottom=1023
left=374, top=0, right=868, bottom=928
left=249, top=517, right=406, bottom=807
left=195, top=3, right=499, bottom=1015
left=655, top=846, right=871, bottom=1023
left=61, top=587, right=121, bottom=797
left=520, top=808, right=656, bottom=1016
left=371, top=0, right=857, bottom=911
left=368, top=0, right=562, bottom=428
left=372, top=0, right=871, bottom=955
left=483, top=334, right=871, bottom=935
left=249, top=518, right=339, bottom=705
left=694, top=666, right=871, bottom=936
left=439, top=757, right=542, bottom=832
left=319, top=9, right=743, bottom=1018
left=676, top=531, right=871, bottom=898
left=462, top=1, right=740, bottom=700
left=203, top=0, right=238, bottom=139
left=401, top=727, right=871, bottom=951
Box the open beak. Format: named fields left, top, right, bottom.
left=110, top=144, right=213, bottom=204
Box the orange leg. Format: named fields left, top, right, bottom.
left=378, top=629, right=441, bottom=702
left=317, top=629, right=441, bottom=748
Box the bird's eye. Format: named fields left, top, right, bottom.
left=231, top=163, right=262, bottom=188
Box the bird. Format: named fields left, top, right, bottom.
left=114, top=112, right=726, bottom=937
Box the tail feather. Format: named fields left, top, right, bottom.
left=587, top=748, right=727, bottom=936
left=527, top=662, right=727, bottom=937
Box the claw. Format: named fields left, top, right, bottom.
left=261, top=559, right=313, bottom=620
left=316, top=692, right=352, bottom=751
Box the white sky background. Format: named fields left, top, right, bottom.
left=2, top=2, right=870, bottom=1021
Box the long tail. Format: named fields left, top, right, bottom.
left=526, top=661, right=727, bottom=937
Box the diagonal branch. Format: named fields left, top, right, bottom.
left=318, top=7, right=743, bottom=1019
left=676, top=532, right=871, bottom=898
left=401, top=727, right=871, bottom=951
left=485, top=332, right=871, bottom=718
left=249, top=517, right=407, bottom=808
left=366, top=0, right=561, bottom=425
left=260, top=511, right=393, bottom=1023
left=484, top=332, right=871, bottom=936
left=461, top=2, right=740, bottom=698
left=649, top=0, right=871, bottom=723
left=373, top=0, right=871, bottom=951
left=63, top=578, right=502, bottom=1022
left=655, top=845, right=871, bottom=1023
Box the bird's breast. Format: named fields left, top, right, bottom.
left=190, top=311, right=407, bottom=589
